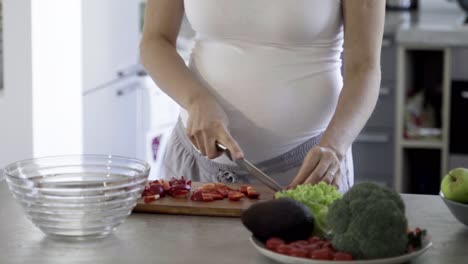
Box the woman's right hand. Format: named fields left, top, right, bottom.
left=140, top=0, right=242, bottom=160
left=186, top=96, right=244, bottom=160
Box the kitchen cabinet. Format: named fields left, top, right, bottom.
left=366, top=80, right=396, bottom=128
left=351, top=36, right=397, bottom=188
left=353, top=127, right=394, bottom=187
left=381, top=40, right=397, bottom=81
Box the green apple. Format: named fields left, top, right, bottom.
left=441, top=168, right=468, bottom=203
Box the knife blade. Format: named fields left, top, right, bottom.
left=215, top=142, right=284, bottom=192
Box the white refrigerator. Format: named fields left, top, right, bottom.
left=81, top=0, right=184, bottom=180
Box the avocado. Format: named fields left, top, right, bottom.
left=241, top=198, right=314, bottom=243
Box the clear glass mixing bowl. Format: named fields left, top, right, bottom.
left=3, top=155, right=150, bottom=240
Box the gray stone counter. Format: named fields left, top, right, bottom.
left=387, top=9, right=468, bottom=46
left=0, top=182, right=467, bottom=264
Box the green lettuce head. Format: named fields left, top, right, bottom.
left=275, top=182, right=342, bottom=236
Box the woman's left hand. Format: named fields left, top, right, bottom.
left=288, top=145, right=343, bottom=189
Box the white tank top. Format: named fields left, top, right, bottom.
left=181, top=0, right=344, bottom=164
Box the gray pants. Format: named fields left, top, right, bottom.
left=161, top=120, right=354, bottom=193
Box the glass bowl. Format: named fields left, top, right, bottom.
left=3, top=155, right=150, bottom=240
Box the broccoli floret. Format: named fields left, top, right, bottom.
left=327, top=182, right=408, bottom=259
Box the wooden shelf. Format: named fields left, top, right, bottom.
left=401, top=139, right=444, bottom=149
left=394, top=47, right=451, bottom=193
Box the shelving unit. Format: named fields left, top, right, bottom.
left=400, top=139, right=444, bottom=149
left=394, top=46, right=452, bottom=194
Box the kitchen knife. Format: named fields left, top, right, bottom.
left=215, top=142, right=284, bottom=192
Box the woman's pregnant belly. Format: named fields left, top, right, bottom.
left=180, top=39, right=343, bottom=164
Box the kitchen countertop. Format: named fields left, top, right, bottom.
left=0, top=182, right=467, bottom=264
left=386, top=9, right=468, bottom=46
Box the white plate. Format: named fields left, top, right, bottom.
left=250, top=237, right=432, bottom=264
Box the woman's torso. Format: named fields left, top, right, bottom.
left=181, top=0, right=344, bottom=164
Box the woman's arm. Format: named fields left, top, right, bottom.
left=289, top=0, right=385, bottom=188
left=320, top=0, right=385, bottom=159
left=140, top=0, right=243, bottom=159
left=140, top=0, right=207, bottom=110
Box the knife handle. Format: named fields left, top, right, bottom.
left=215, top=141, right=233, bottom=161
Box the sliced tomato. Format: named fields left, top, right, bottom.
left=322, top=241, right=333, bottom=249
left=309, top=247, right=334, bottom=260
left=228, top=191, right=245, bottom=201
left=167, top=184, right=191, bottom=198
left=190, top=189, right=204, bottom=201
left=214, top=182, right=230, bottom=189
left=168, top=184, right=191, bottom=192
left=161, top=181, right=171, bottom=192
left=239, top=185, right=249, bottom=195
left=214, top=182, right=226, bottom=188
left=206, top=192, right=224, bottom=200
left=143, top=195, right=160, bottom=203
left=296, top=240, right=310, bottom=246
left=170, top=189, right=190, bottom=199
left=201, top=193, right=215, bottom=202
left=275, top=245, right=294, bottom=255
left=308, top=236, right=321, bottom=244
left=314, top=241, right=325, bottom=249
left=149, top=184, right=165, bottom=197
left=333, top=252, right=353, bottom=261
left=290, top=241, right=309, bottom=249
left=141, top=186, right=152, bottom=197
left=191, top=189, right=215, bottom=202
left=266, top=238, right=285, bottom=251
left=216, top=188, right=229, bottom=198
left=289, top=247, right=308, bottom=258
left=169, top=176, right=188, bottom=186
left=290, top=242, right=303, bottom=249
left=249, top=192, right=260, bottom=199
left=246, top=186, right=260, bottom=199
left=200, top=183, right=216, bottom=193
left=302, top=244, right=322, bottom=254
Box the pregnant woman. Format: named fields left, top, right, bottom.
left=140, top=0, right=385, bottom=192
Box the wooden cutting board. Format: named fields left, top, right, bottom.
left=132, top=182, right=276, bottom=217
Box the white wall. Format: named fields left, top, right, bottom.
left=0, top=0, right=84, bottom=169
left=0, top=0, right=143, bottom=170
left=31, top=0, right=83, bottom=157
left=0, top=0, right=33, bottom=168
left=82, top=0, right=140, bottom=92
